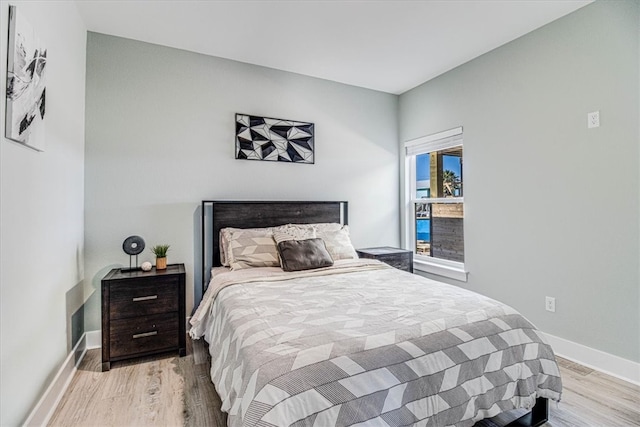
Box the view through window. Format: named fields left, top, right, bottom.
left=406, top=128, right=464, bottom=266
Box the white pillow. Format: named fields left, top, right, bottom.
left=223, top=227, right=280, bottom=270
left=316, top=225, right=358, bottom=260
left=283, top=223, right=358, bottom=260
left=219, top=228, right=233, bottom=266
left=273, top=224, right=316, bottom=243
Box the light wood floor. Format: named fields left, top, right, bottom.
left=49, top=338, right=640, bottom=427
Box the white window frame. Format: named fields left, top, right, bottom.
left=404, top=127, right=468, bottom=282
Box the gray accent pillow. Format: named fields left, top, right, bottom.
left=276, top=238, right=334, bottom=272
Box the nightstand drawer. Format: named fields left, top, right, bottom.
left=110, top=313, right=179, bottom=358
left=109, top=279, right=178, bottom=320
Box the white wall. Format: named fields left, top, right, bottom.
left=0, top=1, right=86, bottom=425
left=83, top=33, right=399, bottom=329
left=399, top=0, right=639, bottom=363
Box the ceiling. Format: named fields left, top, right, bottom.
left=75, top=0, right=592, bottom=95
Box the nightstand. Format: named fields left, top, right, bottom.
left=356, top=247, right=413, bottom=273
left=101, top=263, right=186, bottom=371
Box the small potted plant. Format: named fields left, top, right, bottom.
left=151, top=244, right=170, bottom=270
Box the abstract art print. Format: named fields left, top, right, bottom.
left=5, top=5, right=47, bottom=151
left=235, top=114, right=314, bottom=164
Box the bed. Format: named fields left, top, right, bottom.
left=190, top=200, right=562, bottom=427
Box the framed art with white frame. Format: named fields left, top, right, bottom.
left=5, top=5, right=47, bottom=151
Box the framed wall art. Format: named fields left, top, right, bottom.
left=235, top=113, right=314, bottom=164
left=5, top=5, right=47, bottom=151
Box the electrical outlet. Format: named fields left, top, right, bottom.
left=545, top=296, right=556, bottom=313
left=588, top=111, right=600, bottom=128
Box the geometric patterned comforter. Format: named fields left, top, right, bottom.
left=190, top=259, right=562, bottom=427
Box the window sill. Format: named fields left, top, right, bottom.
left=413, top=257, right=468, bottom=282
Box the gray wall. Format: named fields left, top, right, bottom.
left=0, top=1, right=87, bottom=425
left=399, top=0, right=639, bottom=363
left=84, top=33, right=399, bottom=329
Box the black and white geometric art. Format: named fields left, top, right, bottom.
left=5, top=6, right=47, bottom=151
left=235, top=114, right=314, bottom=164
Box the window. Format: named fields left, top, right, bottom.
left=405, top=127, right=467, bottom=281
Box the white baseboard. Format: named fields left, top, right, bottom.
left=22, top=334, right=88, bottom=427
left=542, top=332, right=640, bottom=386
left=85, top=330, right=101, bottom=349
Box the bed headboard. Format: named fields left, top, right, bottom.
left=201, top=200, right=348, bottom=294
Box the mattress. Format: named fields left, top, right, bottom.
left=190, top=259, right=562, bottom=426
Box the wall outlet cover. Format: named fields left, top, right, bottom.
left=545, top=296, right=556, bottom=312
left=587, top=111, right=600, bottom=128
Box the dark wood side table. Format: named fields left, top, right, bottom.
left=356, top=247, right=413, bottom=273
left=101, top=263, right=186, bottom=371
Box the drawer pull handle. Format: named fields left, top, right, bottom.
left=132, top=295, right=158, bottom=302
left=132, top=331, right=157, bottom=339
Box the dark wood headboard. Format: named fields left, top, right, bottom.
left=201, top=200, right=348, bottom=294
